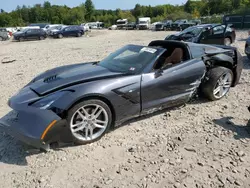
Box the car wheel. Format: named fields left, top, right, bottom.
left=58, top=34, right=63, bottom=39
left=201, top=67, right=233, bottom=101
left=67, top=99, right=112, bottom=145
left=164, top=27, right=167, bottom=31
left=19, top=37, right=24, bottom=42
left=76, top=32, right=82, bottom=37
left=0, top=37, right=3, bottom=41
left=224, top=37, right=232, bottom=46
left=39, top=36, right=45, bottom=40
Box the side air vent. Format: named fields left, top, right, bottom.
left=44, top=75, right=58, bottom=83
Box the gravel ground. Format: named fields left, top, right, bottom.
left=0, top=30, right=250, bottom=188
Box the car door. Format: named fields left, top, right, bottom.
left=25, top=29, right=36, bottom=39
left=63, top=27, right=71, bottom=36
left=69, top=27, right=77, bottom=36
left=200, top=25, right=225, bottom=45
left=141, top=58, right=206, bottom=114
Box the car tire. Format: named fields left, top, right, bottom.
left=201, top=67, right=233, bottom=101
left=39, top=36, right=45, bottom=40
left=67, top=99, right=112, bottom=145
left=76, top=32, right=82, bottom=37
left=0, top=37, right=3, bottom=41
left=19, top=37, right=24, bottom=42
left=58, top=34, right=63, bottom=39
left=224, top=37, right=232, bottom=46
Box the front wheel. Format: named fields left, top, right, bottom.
left=224, top=37, right=232, bottom=46
left=39, top=36, right=45, bottom=40
left=201, top=67, right=233, bottom=101
left=19, top=37, right=24, bottom=42
left=58, top=34, right=63, bottom=39
left=67, top=99, right=112, bottom=145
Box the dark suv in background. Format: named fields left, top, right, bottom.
left=155, top=20, right=173, bottom=31
left=13, top=28, right=47, bottom=41
left=51, top=25, right=84, bottom=38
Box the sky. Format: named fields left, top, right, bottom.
left=1, top=0, right=187, bottom=12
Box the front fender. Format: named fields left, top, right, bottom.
left=209, top=54, right=234, bottom=65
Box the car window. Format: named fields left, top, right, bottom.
left=189, top=45, right=205, bottom=58
left=98, top=45, right=165, bottom=74
left=114, top=50, right=137, bottom=59
left=212, top=26, right=224, bottom=35
left=64, top=27, right=70, bottom=31
left=26, top=30, right=33, bottom=33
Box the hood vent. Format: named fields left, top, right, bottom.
left=44, top=75, right=58, bottom=83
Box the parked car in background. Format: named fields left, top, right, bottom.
left=245, top=35, right=250, bottom=60
left=86, top=22, right=104, bottom=29
left=80, top=23, right=91, bottom=32
left=165, top=24, right=236, bottom=46
left=51, top=25, right=84, bottom=38
left=13, top=28, right=47, bottom=41
left=0, top=28, right=11, bottom=39
left=180, top=19, right=201, bottom=30
left=155, top=20, right=173, bottom=31
left=44, top=24, right=62, bottom=32
left=126, top=22, right=137, bottom=30
left=171, top=19, right=188, bottom=31
left=150, top=22, right=161, bottom=30
left=0, top=31, right=9, bottom=41
left=137, top=17, right=151, bottom=30
left=117, top=19, right=128, bottom=29
left=47, top=25, right=67, bottom=36
left=108, top=25, right=117, bottom=30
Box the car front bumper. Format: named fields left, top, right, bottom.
left=0, top=107, right=65, bottom=150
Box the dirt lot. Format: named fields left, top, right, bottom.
left=0, top=30, right=250, bottom=188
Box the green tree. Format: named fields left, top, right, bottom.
left=85, top=0, right=94, bottom=21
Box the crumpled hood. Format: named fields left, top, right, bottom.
left=28, top=62, right=125, bottom=96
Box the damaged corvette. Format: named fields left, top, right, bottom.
left=0, top=40, right=243, bottom=150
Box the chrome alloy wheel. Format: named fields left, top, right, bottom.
left=70, top=104, right=109, bottom=141
left=213, top=72, right=232, bottom=99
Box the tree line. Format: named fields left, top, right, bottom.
left=0, top=0, right=250, bottom=27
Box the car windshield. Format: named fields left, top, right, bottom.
left=98, top=45, right=165, bottom=74
left=20, top=28, right=30, bottom=32
left=140, top=21, right=147, bottom=24
left=180, top=26, right=203, bottom=36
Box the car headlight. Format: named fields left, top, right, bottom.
left=31, top=91, right=68, bottom=109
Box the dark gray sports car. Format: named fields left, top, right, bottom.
left=0, top=40, right=243, bottom=150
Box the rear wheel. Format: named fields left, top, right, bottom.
left=58, top=34, right=63, bottom=39
left=224, top=37, right=232, bottom=46
left=67, top=99, right=112, bottom=145
left=201, top=67, right=233, bottom=101
left=76, top=32, right=82, bottom=37
left=19, top=37, right=24, bottom=42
